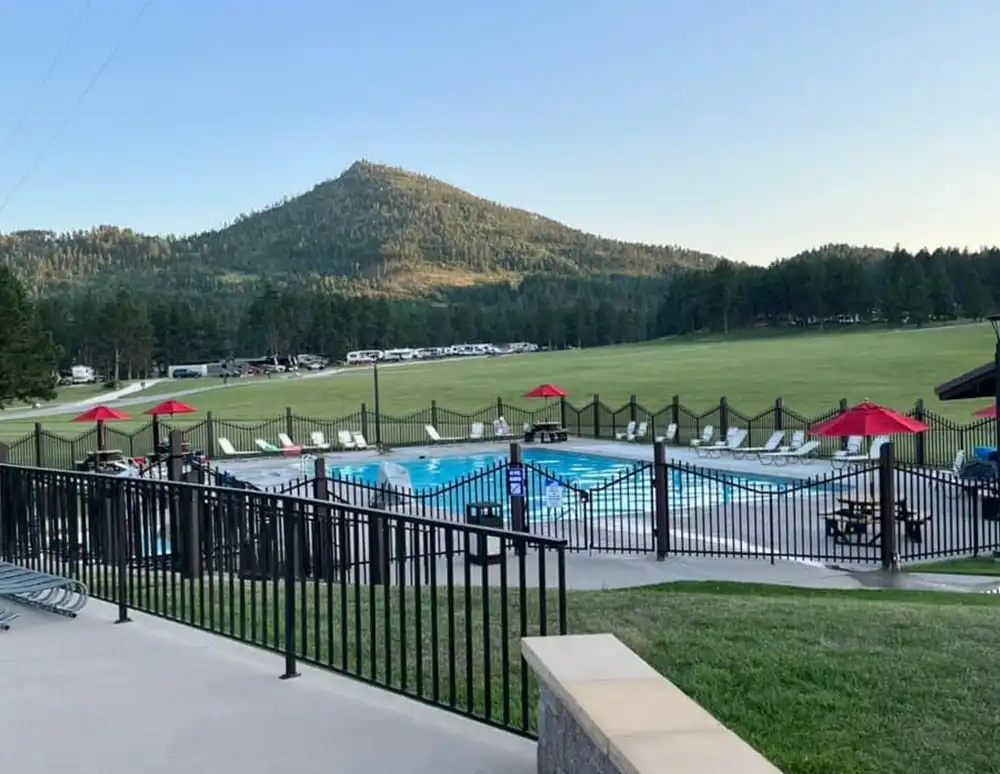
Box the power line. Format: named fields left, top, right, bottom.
left=0, top=0, right=155, bottom=220
left=0, top=0, right=95, bottom=162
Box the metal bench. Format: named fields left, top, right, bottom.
left=0, top=561, right=89, bottom=619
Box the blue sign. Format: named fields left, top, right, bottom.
left=507, top=465, right=525, bottom=497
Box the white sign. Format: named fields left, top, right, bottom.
left=544, top=481, right=564, bottom=510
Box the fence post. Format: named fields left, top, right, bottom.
left=0, top=442, right=7, bottom=463
left=913, top=399, right=926, bottom=467
left=592, top=394, right=601, bottom=439
left=113, top=483, right=131, bottom=625
left=774, top=397, right=784, bottom=431
left=878, top=441, right=898, bottom=571
left=280, top=496, right=301, bottom=680
left=205, top=411, right=216, bottom=458
left=509, top=442, right=527, bottom=554
left=653, top=441, right=668, bottom=560
left=671, top=395, right=681, bottom=444
left=285, top=407, right=294, bottom=439
left=838, top=398, right=849, bottom=450
left=496, top=396, right=504, bottom=418
left=629, top=394, right=637, bottom=423
left=559, top=396, right=568, bottom=431
left=312, top=457, right=337, bottom=581
left=360, top=403, right=369, bottom=441
left=430, top=400, right=438, bottom=430
left=33, top=422, right=43, bottom=467
left=719, top=396, right=729, bottom=438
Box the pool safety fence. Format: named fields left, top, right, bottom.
left=236, top=441, right=1000, bottom=568
left=0, top=459, right=569, bottom=736
left=0, top=395, right=990, bottom=472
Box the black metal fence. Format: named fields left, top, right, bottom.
left=0, top=462, right=568, bottom=736
left=248, top=441, right=1000, bottom=568
left=0, top=395, right=994, bottom=470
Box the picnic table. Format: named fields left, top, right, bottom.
left=822, top=495, right=930, bottom=546
left=524, top=420, right=568, bottom=444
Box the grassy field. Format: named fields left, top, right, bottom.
left=0, top=324, right=993, bottom=440
left=905, top=555, right=1000, bottom=576
left=83, top=572, right=1000, bottom=774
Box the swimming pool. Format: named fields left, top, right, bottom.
left=331, top=448, right=804, bottom=521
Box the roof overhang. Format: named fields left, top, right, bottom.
left=935, top=362, right=996, bottom=401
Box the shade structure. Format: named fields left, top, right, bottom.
left=524, top=384, right=568, bottom=399
left=146, top=399, right=197, bottom=417
left=72, top=405, right=131, bottom=423
left=974, top=405, right=997, bottom=419
left=810, top=400, right=928, bottom=437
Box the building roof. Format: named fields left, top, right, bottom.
left=935, top=362, right=996, bottom=401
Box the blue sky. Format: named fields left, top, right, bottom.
left=0, top=0, right=997, bottom=264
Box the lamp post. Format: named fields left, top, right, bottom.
left=372, top=359, right=382, bottom=449
left=988, top=314, right=1000, bottom=458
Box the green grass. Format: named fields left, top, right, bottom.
left=0, top=323, right=993, bottom=440
left=82, top=570, right=1000, bottom=774
left=904, top=555, right=1000, bottom=576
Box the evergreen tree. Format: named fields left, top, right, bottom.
left=0, top=267, right=59, bottom=408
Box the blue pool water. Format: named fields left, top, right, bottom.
left=331, top=449, right=803, bottom=521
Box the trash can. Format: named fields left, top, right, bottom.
left=466, top=501, right=504, bottom=566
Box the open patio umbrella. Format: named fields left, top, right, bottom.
left=524, top=384, right=568, bottom=423
left=72, top=405, right=131, bottom=452
left=974, top=405, right=996, bottom=419
left=810, top=400, right=928, bottom=497
left=146, top=399, right=198, bottom=453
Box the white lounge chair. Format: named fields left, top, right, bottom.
left=425, top=424, right=461, bottom=443
left=831, top=435, right=889, bottom=466
left=732, top=430, right=784, bottom=459
left=470, top=422, right=485, bottom=440
left=255, top=439, right=281, bottom=454
left=703, top=428, right=747, bottom=457
left=309, top=431, right=331, bottom=450
left=690, top=425, right=714, bottom=449
left=337, top=430, right=356, bottom=450
left=493, top=417, right=510, bottom=438
left=351, top=432, right=369, bottom=449
left=277, top=432, right=297, bottom=449
left=654, top=423, right=677, bottom=443
left=615, top=421, right=637, bottom=441
left=831, top=435, right=864, bottom=465
left=217, top=437, right=253, bottom=457
left=627, top=421, right=648, bottom=442
left=696, top=426, right=735, bottom=456
left=788, top=430, right=806, bottom=450
left=760, top=440, right=821, bottom=465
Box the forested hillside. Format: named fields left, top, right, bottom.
left=0, top=161, right=717, bottom=296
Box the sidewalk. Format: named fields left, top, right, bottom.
left=1, top=601, right=534, bottom=774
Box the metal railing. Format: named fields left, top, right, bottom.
left=0, top=463, right=569, bottom=736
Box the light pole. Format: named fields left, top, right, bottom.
left=988, top=314, right=1000, bottom=458
left=372, top=360, right=382, bottom=449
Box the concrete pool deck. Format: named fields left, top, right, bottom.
left=0, top=599, right=535, bottom=774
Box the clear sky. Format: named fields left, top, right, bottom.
left=0, top=0, right=997, bottom=264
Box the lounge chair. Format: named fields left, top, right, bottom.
left=760, top=440, right=821, bottom=465
left=689, top=425, right=714, bottom=449
left=351, top=432, right=369, bottom=449
left=337, top=430, right=357, bottom=450
left=831, top=435, right=864, bottom=465
left=732, top=430, right=784, bottom=459
left=788, top=430, right=806, bottom=450
left=255, top=439, right=281, bottom=454
left=470, top=422, right=485, bottom=440
left=654, top=423, right=678, bottom=444
left=277, top=433, right=299, bottom=450
left=703, top=428, right=748, bottom=457
left=615, top=421, right=637, bottom=441
left=217, top=437, right=253, bottom=457
left=425, top=424, right=461, bottom=443
left=309, top=431, right=331, bottom=450
left=696, top=427, right=735, bottom=457
left=493, top=417, right=510, bottom=438
left=627, top=421, right=648, bottom=442
left=831, top=435, right=889, bottom=467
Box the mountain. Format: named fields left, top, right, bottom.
left=0, top=161, right=720, bottom=297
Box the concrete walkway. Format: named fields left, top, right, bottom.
left=1, top=600, right=534, bottom=774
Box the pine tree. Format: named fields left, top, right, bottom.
left=0, top=267, right=59, bottom=408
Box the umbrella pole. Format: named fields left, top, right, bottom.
left=152, top=415, right=160, bottom=455
left=97, top=420, right=105, bottom=452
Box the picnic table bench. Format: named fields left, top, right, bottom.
left=822, top=497, right=931, bottom=546
left=524, top=420, right=568, bottom=444
left=0, top=561, right=89, bottom=623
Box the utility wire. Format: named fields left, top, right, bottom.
left=0, top=0, right=155, bottom=220
left=0, top=0, right=95, bottom=162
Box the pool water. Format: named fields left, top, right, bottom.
left=331, top=448, right=801, bottom=520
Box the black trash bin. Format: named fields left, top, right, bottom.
left=466, top=501, right=504, bottom=566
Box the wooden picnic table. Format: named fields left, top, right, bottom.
left=822, top=496, right=928, bottom=546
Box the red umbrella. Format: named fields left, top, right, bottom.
left=974, top=405, right=996, bottom=419
left=72, top=405, right=131, bottom=423
left=146, top=399, right=197, bottom=417
left=810, top=400, right=928, bottom=437
left=524, top=384, right=569, bottom=399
